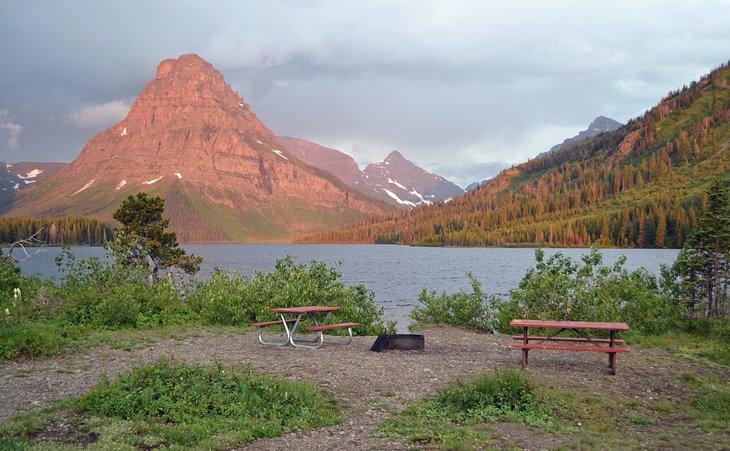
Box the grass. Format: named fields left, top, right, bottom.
left=630, top=319, right=730, bottom=367
left=0, top=359, right=342, bottom=449
left=377, top=356, right=729, bottom=450
left=378, top=368, right=552, bottom=449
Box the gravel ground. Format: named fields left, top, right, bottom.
left=1, top=325, right=728, bottom=449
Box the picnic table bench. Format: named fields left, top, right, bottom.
left=252, top=306, right=358, bottom=349
left=510, top=319, right=630, bottom=375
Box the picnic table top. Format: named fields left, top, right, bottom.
left=510, top=319, right=629, bottom=331
left=270, top=306, right=342, bottom=314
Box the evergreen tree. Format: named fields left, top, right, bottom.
left=112, top=192, right=202, bottom=275
left=674, top=179, right=730, bottom=317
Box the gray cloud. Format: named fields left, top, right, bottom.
left=0, top=110, right=22, bottom=152
left=66, top=101, right=130, bottom=129
left=1, top=0, right=729, bottom=186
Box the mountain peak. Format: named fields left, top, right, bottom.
left=587, top=116, right=622, bottom=132
left=385, top=150, right=406, bottom=161
left=155, top=54, right=220, bottom=82
left=545, top=115, right=623, bottom=155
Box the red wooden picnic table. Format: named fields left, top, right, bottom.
left=510, top=319, right=630, bottom=375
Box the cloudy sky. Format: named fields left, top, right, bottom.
left=1, top=1, right=729, bottom=187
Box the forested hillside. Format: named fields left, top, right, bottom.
left=0, top=216, right=112, bottom=246
left=300, top=61, right=730, bottom=248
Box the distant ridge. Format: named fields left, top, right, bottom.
left=467, top=116, right=623, bottom=190
left=543, top=116, right=623, bottom=156
left=280, top=138, right=464, bottom=207
left=300, top=61, right=730, bottom=248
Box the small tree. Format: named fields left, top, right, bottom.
left=673, top=179, right=730, bottom=317
left=112, top=193, right=201, bottom=276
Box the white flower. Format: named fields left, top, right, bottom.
left=4, top=308, right=9, bottom=316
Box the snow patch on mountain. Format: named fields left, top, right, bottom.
left=72, top=179, right=95, bottom=195
left=271, top=149, right=288, bottom=160
left=18, top=169, right=43, bottom=179
left=387, top=178, right=407, bottom=190
left=142, top=176, right=163, bottom=185
left=382, top=188, right=417, bottom=207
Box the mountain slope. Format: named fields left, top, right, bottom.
left=300, top=61, right=730, bottom=248
left=278, top=137, right=363, bottom=186
left=1, top=54, right=391, bottom=242
left=279, top=137, right=464, bottom=208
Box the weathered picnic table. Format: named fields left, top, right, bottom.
left=510, top=319, right=630, bottom=375
left=251, top=306, right=358, bottom=349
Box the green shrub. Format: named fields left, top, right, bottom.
left=493, top=247, right=682, bottom=334
left=78, top=359, right=341, bottom=447
left=188, top=269, right=252, bottom=325
left=410, top=273, right=496, bottom=331
left=190, top=256, right=394, bottom=335
left=0, top=320, right=68, bottom=360
left=380, top=368, right=551, bottom=448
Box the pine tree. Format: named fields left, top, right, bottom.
left=674, top=179, right=730, bottom=317
left=112, top=192, right=202, bottom=275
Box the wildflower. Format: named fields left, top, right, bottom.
left=4, top=308, right=8, bottom=316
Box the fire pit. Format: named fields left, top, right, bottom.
left=370, top=333, right=425, bottom=352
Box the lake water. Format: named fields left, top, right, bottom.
left=11, top=244, right=679, bottom=331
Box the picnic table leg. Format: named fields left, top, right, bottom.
left=522, top=327, right=529, bottom=369
left=608, top=330, right=617, bottom=375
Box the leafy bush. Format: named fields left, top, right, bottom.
left=78, top=359, right=341, bottom=447
left=188, top=269, right=252, bottom=325
left=0, top=320, right=69, bottom=360
left=53, top=247, right=192, bottom=329
left=190, top=255, right=394, bottom=335
left=493, top=248, right=682, bottom=334
left=410, top=273, right=497, bottom=331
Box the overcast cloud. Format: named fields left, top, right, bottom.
left=1, top=0, right=728, bottom=187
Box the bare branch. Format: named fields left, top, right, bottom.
left=7, top=227, right=48, bottom=262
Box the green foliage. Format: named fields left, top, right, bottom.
left=0, top=320, right=69, bottom=360
left=380, top=369, right=551, bottom=448
left=77, top=359, right=341, bottom=447
left=188, top=269, right=252, bottom=325
left=673, top=178, right=730, bottom=317
left=493, top=247, right=682, bottom=334
left=410, top=273, right=496, bottom=331
left=0, top=248, right=21, bottom=298
left=113, top=192, right=202, bottom=275
left=190, top=255, right=394, bottom=335
left=53, top=247, right=193, bottom=330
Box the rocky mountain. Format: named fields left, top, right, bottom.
left=301, top=61, right=730, bottom=247
left=1, top=54, right=391, bottom=242
left=280, top=137, right=464, bottom=208
left=544, top=115, right=623, bottom=155
left=359, top=151, right=464, bottom=207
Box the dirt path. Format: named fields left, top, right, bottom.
left=1, top=326, right=727, bottom=449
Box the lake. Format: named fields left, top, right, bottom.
left=11, top=244, right=679, bottom=331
